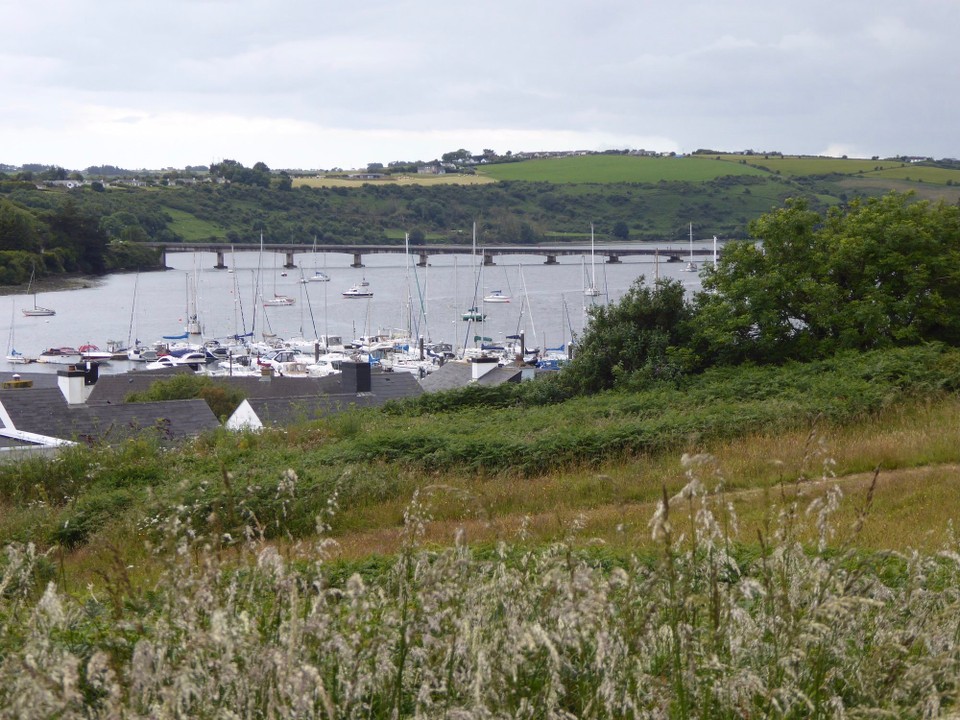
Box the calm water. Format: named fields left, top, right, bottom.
left=3, top=244, right=712, bottom=374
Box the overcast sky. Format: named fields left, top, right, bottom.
left=2, top=0, right=957, bottom=171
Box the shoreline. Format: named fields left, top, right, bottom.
left=0, top=267, right=169, bottom=297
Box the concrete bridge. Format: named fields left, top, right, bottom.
left=142, top=241, right=719, bottom=269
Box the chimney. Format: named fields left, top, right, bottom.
left=470, top=356, right=500, bottom=381
left=58, top=366, right=92, bottom=404
left=341, top=360, right=372, bottom=393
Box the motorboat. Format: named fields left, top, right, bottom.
left=144, top=350, right=210, bottom=370
left=79, top=344, right=114, bottom=362
left=37, top=347, right=82, bottom=364
left=307, top=271, right=330, bottom=282
left=483, top=290, right=511, bottom=303
left=343, top=284, right=374, bottom=298
left=461, top=306, right=486, bottom=321
left=263, top=294, right=295, bottom=307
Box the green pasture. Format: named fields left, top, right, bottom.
left=160, top=206, right=229, bottom=241
left=711, top=154, right=960, bottom=185
left=476, top=154, right=769, bottom=183
left=867, top=165, right=960, bottom=185
left=711, top=154, right=905, bottom=176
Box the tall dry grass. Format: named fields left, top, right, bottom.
left=3, top=459, right=960, bottom=718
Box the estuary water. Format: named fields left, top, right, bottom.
left=2, top=243, right=712, bottom=375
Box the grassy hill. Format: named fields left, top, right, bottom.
left=4, top=151, right=960, bottom=286
left=153, top=152, right=960, bottom=246
left=2, top=345, right=960, bottom=715
left=475, top=154, right=769, bottom=183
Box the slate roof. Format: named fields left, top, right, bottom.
left=88, top=367, right=423, bottom=405
left=419, top=362, right=523, bottom=393
left=0, top=386, right=220, bottom=445
left=85, top=366, right=196, bottom=405
left=233, top=371, right=424, bottom=427
left=0, top=371, right=63, bottom=391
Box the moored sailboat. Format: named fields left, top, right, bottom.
left=22, top=267, right=55, bottom=316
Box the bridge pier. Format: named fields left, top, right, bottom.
left=214, top=250, right=227, bottom=269
left=605, top=254, right=622, bottom=264
left=417, top=252, right=429, bottom=267
left=544, top=255, right=558, bottom=265
left=284, top=251, right=296, bottom=269
left=351, top=253, right=365, bottom=268
left=483, top=253, right=496, bottom=266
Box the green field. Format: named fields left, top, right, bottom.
left=711, top=153, right=905, bottom=176
left=711, top=153, right=960, bottom=185
left=160, top=206, right=229, bottom=241
left=477, top=154, right=769, bottom=183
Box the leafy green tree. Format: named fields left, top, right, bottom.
left=691, top=192, right=960, bottom=365
left=44, top=199, right=109, bottom=273
left=275, top=171, right=292, bottom=191
left=0, top=199, right=41, bottom=252
left=441, top=149, right=472, bottom=164
left=612, top=221, right=629, bottom=240
left=126, top=374, right=245, bottom=419
left=564, top=276, right=692, bottom=392
left=39, top=166, right=67, bottom=181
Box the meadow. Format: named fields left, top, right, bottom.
left=476, top=154, right=769, bottom=184
left=1, top=345, right=960, bottom=716
left=294, top=173, right=497, bottom=188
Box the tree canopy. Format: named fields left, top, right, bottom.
left=691, top=193, right=960, bottom=365
left=568, top=192, right=960, bottom=391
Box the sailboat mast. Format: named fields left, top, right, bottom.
left=591, top=223, right=596, bottom=288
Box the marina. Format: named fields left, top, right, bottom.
left=2, top=242, right=715, bottom=376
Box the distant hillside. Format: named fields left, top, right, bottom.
left=2, top=152, right=959, bottom=285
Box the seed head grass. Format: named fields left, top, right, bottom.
left=3, top=457, right=960, bottom=718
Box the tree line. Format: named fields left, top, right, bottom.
left=563, top=192, right=960, bottom=392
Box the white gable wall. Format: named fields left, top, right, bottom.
left=225, top=399, right=263, bottom=431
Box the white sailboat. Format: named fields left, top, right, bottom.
left=584, top=223, right=601, bottom=297
left=22, top=266, right=55, bottom=317
left=306, top=236, right=331, bottom=282
left=6, top=301, right=32, bottom=363
left=263, top=246, right=295, bottom=306
left=682, top=222, right=698, bottom=272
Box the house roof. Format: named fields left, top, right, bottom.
left=0, top=371, right=64, bottom=391
left=228, top=371, right=424, bottom=427
left=85, top=365, right=197, bottom=404
left=0, top=386, right=220, bottom=444
left=419, top=362, right=523, bottom=393
left=88, top=367, right=423, bottom=405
